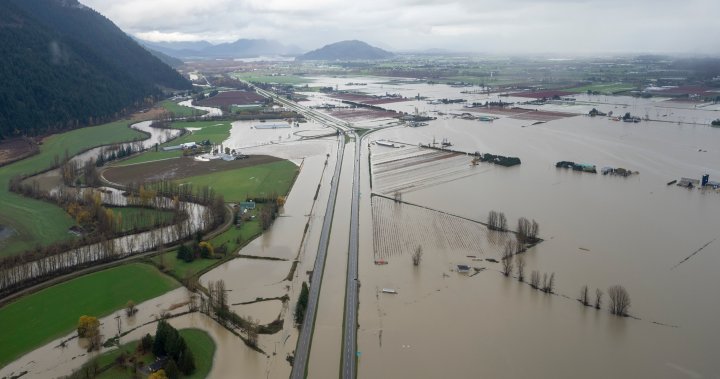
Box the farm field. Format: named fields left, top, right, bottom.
left=0, top=263, right=178, bottom=367
left=0, top=120, right=146, bottom=257
left=109, top=207, right=177, bottom=233
left=118, top=121, right=231, bottom=165
left=231, top=72, right=312, bottom=85
left=160, top=99, right=208, bottom=117
left=173, top=160, right=298, bottom=202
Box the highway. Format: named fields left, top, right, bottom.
left=341, top=132, right=361, bottom=379
left=244, top=80, right=360, bottom=378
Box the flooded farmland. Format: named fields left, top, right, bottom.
left=326, top=78, right=720, bottom=378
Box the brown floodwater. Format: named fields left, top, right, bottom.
left=347, top=80, right=720, bottom=378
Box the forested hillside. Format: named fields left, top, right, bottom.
left=0, top=0, right=191, bottom=138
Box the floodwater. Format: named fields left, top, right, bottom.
left=344, top=79, right=720, bottom=378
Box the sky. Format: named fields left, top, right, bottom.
left=81, top=0, right=720, bottom=54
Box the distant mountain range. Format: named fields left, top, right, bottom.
left=0, top=0, right=191, bottom=137
left=295, top=40, right=395, bottom=61
left=138, top=38, right=303, bottom=59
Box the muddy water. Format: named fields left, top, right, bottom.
left=195, top=137, right=342, bottom=378
left=306, top=142, right=355, bottom=378
left=223, top=119, right=333, bottom=151
left=178, top=99, right=222, bottom=118
left=355, top=89, right=720, bottom=377
left=233, top=299, right=284, bottom=325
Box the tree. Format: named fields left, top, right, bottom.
left=608, top=285, right=631, bottom=316
left=544, top=272, right=555, bottom=293
left=178, top=349, right=196, bottom=375
left=126, top=300, right=137, bottom=317
left=487, top=210, right=507, bottom=231
left=77, top=315, right=101, bottom=351
left=412, top=245, right=423, bottom=266
left=594, top=288, right=603, bottom=309
left=579, top=285, right=589, bottom=306
left=516, top=256, right=526, bottom=282
left=295, top=282, right=309, bottom=326
left=530, top=270, right=540, bottom=289
left=141, top=333, right=154, bottom=353
left=77, top=315, right=100, bottom=338
left=149, top=369, right=168, bottom=379
left=246, top=318, right=259, bottom=347
left=501, top=244, right=514, bottom=276
left=164, top=359, right=180, bottom=379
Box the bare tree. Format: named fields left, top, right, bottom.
left=487, top=211, right=508, bottom=231
left=594, top=288, right=603, bottom=309
left=412, top=245, right=423, bottom=266
left=546, top=272, right=555, bottom=293
left=608, top=285, right=631, bottom=316
left=530, top=270, right=540, bottom=289
left=579, top=285, right=589, bottom=306
left=501, top=245, right=514, bottom=276
left=516, top=256, right=526, bottom=282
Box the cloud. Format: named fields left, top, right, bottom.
left=81, top=0, right=720, bottom=53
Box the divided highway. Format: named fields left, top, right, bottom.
left=244, top=81, right=360, bottom=379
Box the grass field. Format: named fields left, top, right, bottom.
left=0, top=263, right=179, bottom=367
left=93, top=328, right=214, bottom=379
left=0, top=120, right=146, bottom=257
left=232, top=72, right=311, bottom=85
left=174, top=160, right=298, bottom=202
left=118, top=121, right=231, bottom=166
left=109, top=207, right=176, bottom=233
left=566, top=82, right=636, bottom=94
left=160, top=100, right=208, bottom=117
left=152, top=218, right=263, bottom=280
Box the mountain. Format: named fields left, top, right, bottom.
left=0, top=0, right=191, bottom=137
left=296, top=40, right=395, bottom=61
left=137, top=38, right=302, bottom=59
left=145, top=47, right=185, bottom=68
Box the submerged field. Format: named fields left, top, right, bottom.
left=160, top=99, right=208, bottom=117
left=0, top=120, right=146, bottom=257
left=0, top=263, right=178, bottom=367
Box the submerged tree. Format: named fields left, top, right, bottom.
left=579, top=285, right=589, bottom=306
left=594, top=288, right=603, bottom=310
left=501, top=245, right=514, bottom=276
left=412, top=245, right=423, bottom=266
left=608, top=285, right=631, bottom=316
left=530, top=270, right=541, bottom=289
left=516, top=256, right=526, bottom=282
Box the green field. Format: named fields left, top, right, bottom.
left=109, top=207, right=176, bottom=233
left=566, top=82, right=637, bottom=94
left=232, top=72, right=312, bottom=85
left=0, top=120, right=146, bottom=257
left=174, top=160, right=298, bottom=202
left=160, top=100, right=208, bottom=117
left=152, top=218, right=263, bottom=280
left=95, top=328, right=214, bottom=379
left=118, top=121, right=232, bottom=165
left=0, top=263, right=179, bottom=366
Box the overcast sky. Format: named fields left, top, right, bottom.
left=82, top=0, right=720, bottom=54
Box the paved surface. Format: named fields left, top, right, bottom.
left=341, top=132, right=361, bottom=379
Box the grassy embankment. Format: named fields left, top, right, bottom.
left=0, top=263, right=178, bottom=367
left=109, top=207, right=176, bottom=233
left=93, top=328, right=215, bottom=379
left=159, top=100, right=208, bottom=117
left=0, top=120, right=146, bottom=257
left=117, top=121, right=231, bottom=166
